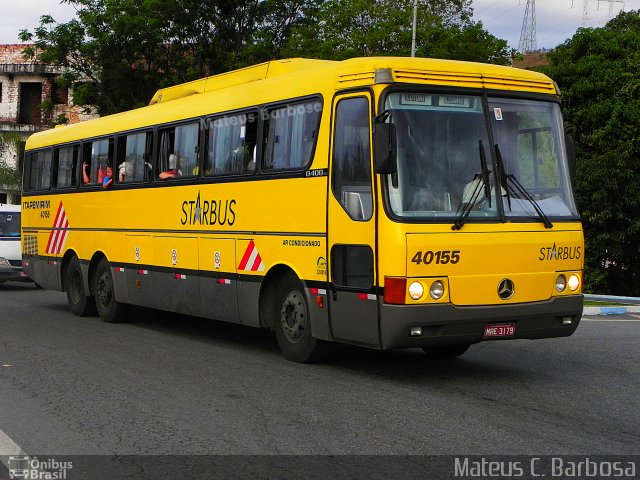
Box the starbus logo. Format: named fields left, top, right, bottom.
left=539, top=243, right=581, bottom=261
left=181, top=191, right=237, bottom=227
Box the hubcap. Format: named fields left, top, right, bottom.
left=280, top=290, right=306, bottom=343
left=97, top=271, right=112, bottom=307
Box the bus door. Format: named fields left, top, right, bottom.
left=327, top=93, right=379, bottom=346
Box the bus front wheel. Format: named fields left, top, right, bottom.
left=272, top=274, right=329, bottom=363
left=94, top=258, right=127, bottom=323
left=422, top=344, right=470, bottom=359
left=65, top=256, right=96, bottom=317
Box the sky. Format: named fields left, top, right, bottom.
left=472, top=0, right=640, bottom=50
left=0, top=0, right=78, bottom=44
left=1, top=0, right=639, bottom=50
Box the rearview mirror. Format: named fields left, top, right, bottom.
left=565, top=133, right=576, bottom=181
left=374, top=123, right=397, bottom=175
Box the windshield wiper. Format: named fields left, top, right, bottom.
left=495, top=145, right=553, bottom=229
left=452, top=140, right=492, bottom=230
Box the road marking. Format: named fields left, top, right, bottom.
left=582, top=318, right=640, bottom=322
left=0, top=427, right=26, bottom=471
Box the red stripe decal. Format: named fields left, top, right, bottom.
left=238, top=240, right=255, bottom=270
left=46, top=202, right=65, bottom=254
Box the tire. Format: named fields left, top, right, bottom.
left=272, top=274, right=329, bottom=363
left=422, top=344, right=471, bottom=359
left=65, top=256, right=96, bottom=316
left=94, top=258, right=128, bottom=323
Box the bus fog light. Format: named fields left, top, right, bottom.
left=429, top=281, right=444, bottom=300
left=555, top=274, right=566, bottom=293
left=562, top=316, right=573, bottom=326
left=568, top=274, right=580, bottom=291
left=408, top=281, right=424, bottom=300
left=410, top=327, right=422, bottom=337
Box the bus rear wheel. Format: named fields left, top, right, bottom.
left=422, top=344, right=470, bottom=359
left=94, top=258, right=127, bottom=323
left=272, top=274, right=329, bottom=363
left=66, top=256, right=96, bottom=316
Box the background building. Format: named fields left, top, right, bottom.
left=0, top=44, right=97, bottom=203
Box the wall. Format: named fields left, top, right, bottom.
left=0, top=44, right=98, bottom=203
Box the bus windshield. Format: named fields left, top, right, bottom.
left=0, top=211, right=20, bottom=237
left=488, top=97, right=577, bottom=218
left=381, top=91, right=578, bottom=222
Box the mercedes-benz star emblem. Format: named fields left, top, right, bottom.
left=497, top=278, right=515, bottom=300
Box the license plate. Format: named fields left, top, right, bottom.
left=483, top=323, right=516, bottom=338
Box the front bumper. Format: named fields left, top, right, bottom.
left=0, top=265, right=24, bottom=282
left=379, top=295, right=583, bottom=349
left=0, top=259, right=30, bottom=283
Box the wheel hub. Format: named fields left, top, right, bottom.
left=280, top=291, right=306, bottom=343
left=96, top=272, right=112, bottom=306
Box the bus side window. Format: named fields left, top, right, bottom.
left=158, top=123, right=199, bottom=179
left=27, top=149, right=52, bottom=191
left=118, top=131, right=153, bottom=182
left=54, top=145, right=79, bottom=188
left=206, top=111, right=258, bottom=176
left=82, top=138, right=113, bottom=185
left=262, top=99, right=321, bottom=171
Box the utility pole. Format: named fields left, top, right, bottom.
left=411, top=0, right=418, bottom=57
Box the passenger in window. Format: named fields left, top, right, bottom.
left=102, top=165, right=114, bottom=189
left=82, top=162, right=90, bottom=184
left=159, top=154, right=182, bottom=179
left=82, top=162, right=107, bottom=185
left=245, top=146, right=257, bottom=172
left=144, top=161, right=153, bottom=178
left=118, top=157, right=134, bottom=182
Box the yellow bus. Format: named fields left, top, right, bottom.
left=21, top=57, right=583, bottom=362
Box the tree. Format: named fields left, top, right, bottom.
left=19, top=0, right=317, bottom=115
left=281, top=0, right=516, bottom=64
left=542, top=10, right=640, bottom=295
left=21, top=0, right=513, bottom=116
left=0, top=133, right=23, bottom=203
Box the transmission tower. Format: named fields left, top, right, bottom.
left=582, top=0, right=589, bottom=25
left=518, top=0, right=537, bottom=53
left=582, top=0, right=625, bottom=25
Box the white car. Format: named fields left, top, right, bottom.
left=0, top=203, right=29, bottom=283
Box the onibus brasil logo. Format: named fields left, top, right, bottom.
left=7, top=456, right=73, bottom=479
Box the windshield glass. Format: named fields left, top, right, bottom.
left=382, top=92, right=498, bottom=220
left=0, top=211, right=21, bottom=237
left=381, top=91, right=578, bottom=222
left=489, top=98, right=577, bottom=218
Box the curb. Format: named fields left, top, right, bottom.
left=582, top=305, right=640, bottom=316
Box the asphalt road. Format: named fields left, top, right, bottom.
left=1, top=282, right=638, bottom=461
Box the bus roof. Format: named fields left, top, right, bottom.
left=25, top=56, right=557, bottom=151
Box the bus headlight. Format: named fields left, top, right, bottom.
left=568, top=274, right=580, bottom=291
left=408, top=281, right=424, bottom=300
left=429, top=280, right=445, bottom=300
left=555, top=274, right=567, bottom=292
